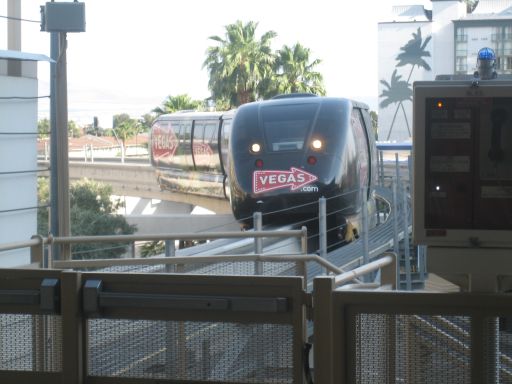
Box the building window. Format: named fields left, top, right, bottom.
left=455, top=56, right=467, bottom=73
left=456, top=27, right=467, bottom=42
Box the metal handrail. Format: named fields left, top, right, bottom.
left=49, top=228, right=306, bottom=244
left=334, top=253, right=395, bottom=287
left=52, top=253, right=345, bottom=275
left=0, top=237, right=44, bottom=252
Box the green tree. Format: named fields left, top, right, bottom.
left=112, top=114, right=140, bottom=162
left=464, top=0, right=479, bottom=12
left=379, top=69, right=412, bottom=140
left=38, top=118, right=50, bottom=139
left=38, top=178, right=136, bottom=259
left=203, top=20, right=277, bottom=107
left=39, top=118, right=82, bottom=138
left=370, top=110, right=378, bottom=140
left=273, top=43, right=325, bottom=96
left=152, top=94, right=202, bottom=116
left=139, top=113, right=156, bottom=132
left=68, top=120, right=82, bottom=138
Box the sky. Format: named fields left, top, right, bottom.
left=1, top=0, right=431, bottom=126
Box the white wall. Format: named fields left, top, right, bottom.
left=431, top=0, right=467, bottom=75
left=0, top=70, right=38, bottom=267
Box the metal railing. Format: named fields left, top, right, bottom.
left=313, top=276, right=512, bottom=383
left=0, top=253, right=396, bottom=384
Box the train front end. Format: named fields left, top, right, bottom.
left=228, top=96, right=358, bottom=226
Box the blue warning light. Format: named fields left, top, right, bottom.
left=478, top=47, right=496, bottom=61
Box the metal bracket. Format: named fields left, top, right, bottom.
left=82, top=279, right=289, bottom=315
left=0, top=278, right=60, bottom=313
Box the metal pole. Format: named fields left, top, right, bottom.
left=392, top=181, right=400, bottom=289
left=362, top=189, right=370, bottom=282
left=402, top=184, right=412, bottom=291
left=319, top=197, right=327, bottom=274
left=49, top=32, right=59, bottom=260
left=56, top=32, right=71, bottom=259
left=165, top=240, right=176, bottom=273
left=394, top=152, right=401, bottom=193
left=253, top=211, right=263, bottom=275
left=379, top=150, right=384, bottom=187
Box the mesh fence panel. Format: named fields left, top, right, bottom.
left=0, top=313, right=62, bottom=372
left=74, top=261, right=300, bottom=277
left=87, top=319, right=294, bottom=383
left=353, top=314, right=471, bottom=384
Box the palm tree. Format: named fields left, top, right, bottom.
left=203, top=20, right=277, bottom=107
left=272, top=43, right=326, bottom=97
left=112, top=114, right=140, bottom=163
left=383, top=27, right=431, bottom=140
left=153, top=94, right=201, bottom=116
left=396, top=27, right=432, bottom=83
left=379, top=70, right=412, bottom=140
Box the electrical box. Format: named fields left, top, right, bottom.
left=41, top=2, right=85, bottom=33
left=413, top=80, right=512, bottom=248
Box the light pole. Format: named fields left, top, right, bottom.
left=41, top=1, right=85, bottom=260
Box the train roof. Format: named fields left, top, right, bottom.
left=236, top=95, right=370, bottom=111
left=155, top=109, right=236, bottom=121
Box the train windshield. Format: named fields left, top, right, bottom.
left=261, top=103, right=319, bottom=151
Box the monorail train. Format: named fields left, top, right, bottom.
left=150, top=94, right=377, bottom=240
left=150, top=110, right=234, bottom=199
left=227, top=94, right=378, bottom=239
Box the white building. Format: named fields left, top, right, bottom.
left=0, top=51, right=50, bottom=267
left=378, top=0, right=512, bottom=142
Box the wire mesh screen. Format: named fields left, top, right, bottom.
left=74, top=261, right=300, bottom=277
left=87, top=319, right=294, bottom=382
left=353, top=313, right=471, bottom=384
left=0, top=314, right=62, bottom=372
left=490, top=316, right=512, bottom=384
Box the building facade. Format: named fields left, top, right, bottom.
left=378, top=0, right=512, bottom=142
left=0, top=52, right=45, bottom=267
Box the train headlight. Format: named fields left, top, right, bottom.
left=250, top=143, right=261, bottom=153
left=311, top=139, right=323, bottom=150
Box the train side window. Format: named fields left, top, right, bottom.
left=351, top=109, right=370, bottom=195
left=171, top=120, right=193, bottom=170
left=193, top=120, right=220, bottom=172
left=220, top=118, right=232, bottom=174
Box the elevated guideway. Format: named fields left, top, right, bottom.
left=38, top=160, right=231, bottom=213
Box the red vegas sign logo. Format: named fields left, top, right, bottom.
left=253, top=167, right=318, bottom=194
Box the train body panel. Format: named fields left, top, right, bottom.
left=227, top=95, right=377, bottom=231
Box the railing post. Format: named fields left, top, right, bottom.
left=379, top=149, right=385, bottom=187
left=319, top=197, right=327, bottom=274
left=253, top=210, right=263, bottom=275
left=392, top=182, right=400, bottom=289
left=394, top=152, right=401, bottom=191
left=313, top=276, right=335, bottom=384
left=298, top=226, right=308, bottom=289
left=165, top=239, right=176, bottom=273
left=361, top=188, right=369, bottom=271
left=402, top=184, right=412, bottom=291
left=61, top=271, right=83, bottom=384
left=30, top=235, right=44, bottom=268
left=380, top=253, right=397, bottom=290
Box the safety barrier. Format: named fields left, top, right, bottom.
left=0, top=255, right=396, bottom=383
left=313, top=276, right=512, bottom=384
